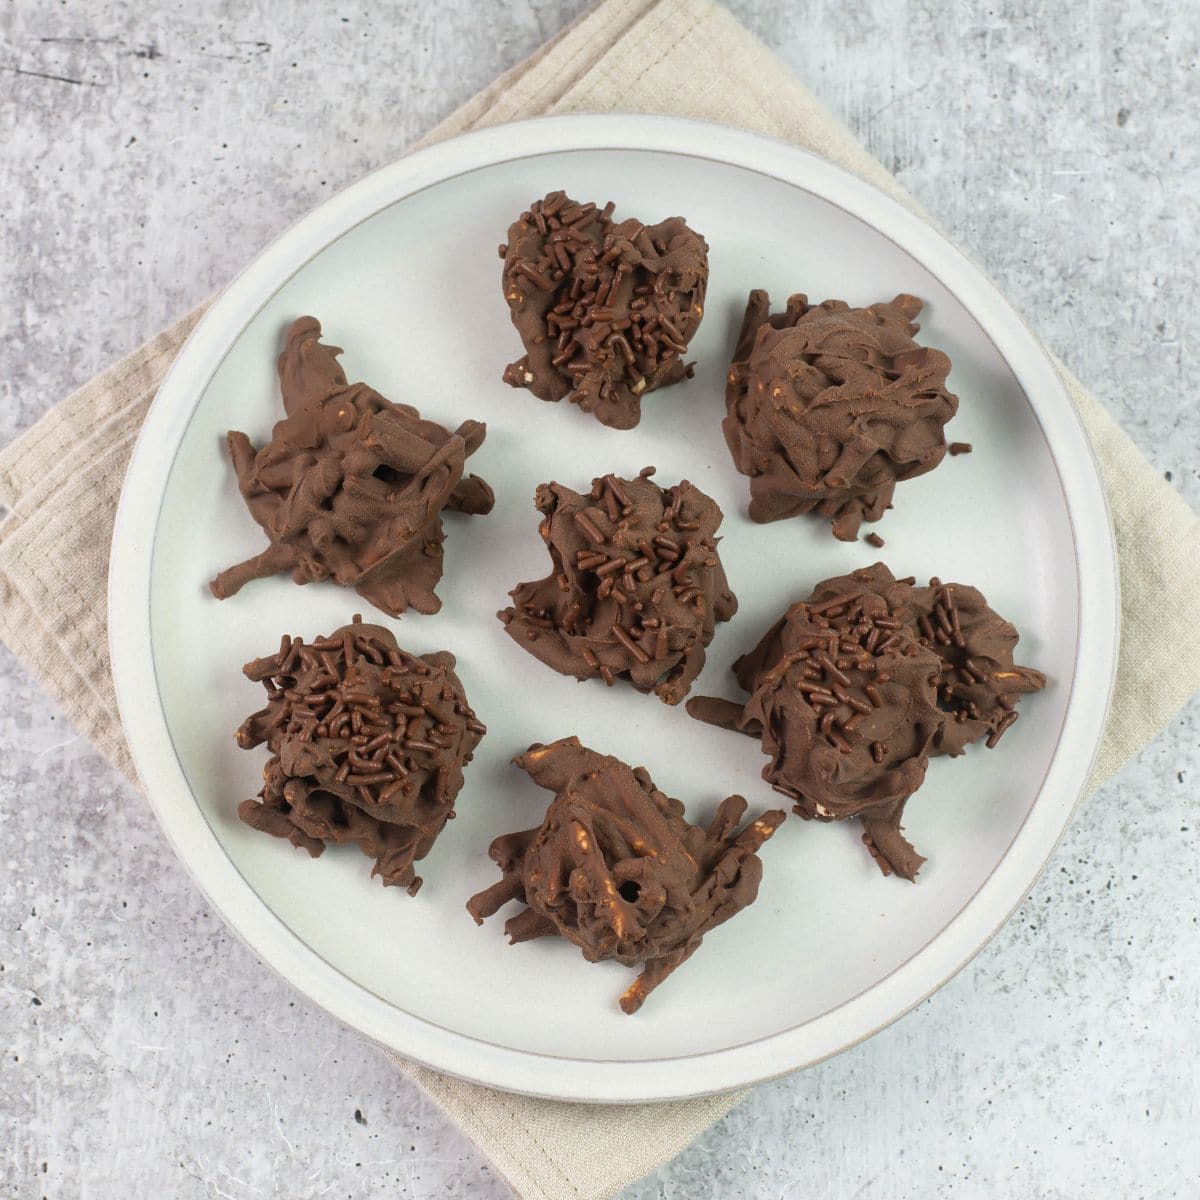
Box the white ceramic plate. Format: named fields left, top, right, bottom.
left=109, top=114, right=1118, bottom=1103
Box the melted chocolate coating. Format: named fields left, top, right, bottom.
left=724, top=291, right=958, bottom=541
left=466, top=737, right=784, bottom=1013
left=688, top=563, right=1045, bottom=881
left=500, top=191, right=708, bottom=429
left=498, top=469, right=737, bottom=704
left=211, top=317, right=494, bottom=617
left=235, top=617, right=486, bottom=895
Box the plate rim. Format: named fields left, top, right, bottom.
left=108, top=112, right=1120, bottom=1103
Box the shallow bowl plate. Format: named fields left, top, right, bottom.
left=109, top=114, right=1118, bottom=1103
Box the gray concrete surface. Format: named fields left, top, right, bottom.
left=2, top=2, right=1198, bottom=1197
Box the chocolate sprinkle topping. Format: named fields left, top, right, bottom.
left=498, top=469, right=737, bottom=704
left=466, top=737, right=784, bottom=1013
left=210, top=317, right=494, bottom=617
left=723, top=291, right=959, bottom=541
left=235, top=617, right=485, bottom=895
left=907, top=574, right=1046, bottom=756
left=500, top=192, right=709, bottom=429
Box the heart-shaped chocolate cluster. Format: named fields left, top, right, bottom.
left=500, top=191, right=708, bottom=429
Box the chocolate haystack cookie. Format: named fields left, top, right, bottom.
left=211, top=317, right=494, bottom=617
left=466, top=737, right=784, bottom=1013
left=689, top=565, right=942, bottom=880
left=688, top=564, right=1044, bottom=881
left=235, top=616, right=486, bottom=895
left=500, top=191, right=708, bottom=429
left=724, top=291, right=958, bottom=540
left=498, top=468, right=737, bottom=704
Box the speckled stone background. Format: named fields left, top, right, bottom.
left=2, top=2, right=1197, bottom=1197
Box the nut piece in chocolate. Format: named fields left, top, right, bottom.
left=500, top=191, right=709, bottom=429
left=724, top=291, right=958, bottom=541
left=235, top=616, right=486, bottom=896
left=498, top=468, right=737, bottom=704
left=688, top=564, right=1044, bottom=881
left=210, top=316, right=495, bottom=617
left=466, top=737, right=784, bottom=1013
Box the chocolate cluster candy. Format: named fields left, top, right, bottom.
left=235, top=617, right=486, bottom=895
left=466, top=737, right=784, bottom=1013
left=723, top=291, right=958, bottom=541
left=211, top=317, right=494, bottom=617
left=498, top=468, right=737, bottom=704
left=689, top=566, right=942, bottom=880
left=688, top=564, right=1044, bottom=880
left=500, top=191, right=709, bottom=429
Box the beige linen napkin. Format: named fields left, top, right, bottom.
left=2, top=2, right=1198, bottom=1197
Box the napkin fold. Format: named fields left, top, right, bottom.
left=2, top=2, right=1198, bottom=1198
